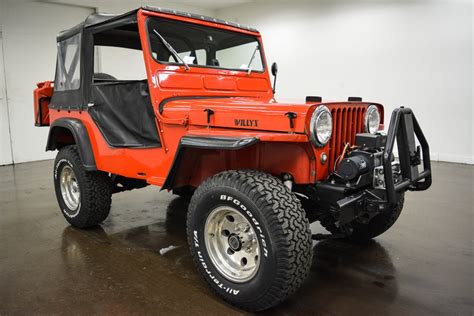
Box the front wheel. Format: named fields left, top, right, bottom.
left=54, top=145, right=112, bottom=228
left=187, top=170, right=313, bottom=312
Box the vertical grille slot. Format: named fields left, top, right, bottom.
left=329, top=105, right=367, bottom=171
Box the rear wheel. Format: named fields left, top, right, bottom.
left=187, top=170, right=312, bottom=312
left=320, top=193, right=405, bottom=242
left=54, top=145, right=112, bottom=228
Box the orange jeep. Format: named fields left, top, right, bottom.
left=33, top=6, right=432, bottom=311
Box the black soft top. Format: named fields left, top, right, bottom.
left=51, top=6, right=259, bottom=110
left=57, top=6, right=259, bottom=41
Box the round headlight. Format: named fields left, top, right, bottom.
left=365, top=105, right=381, bottom=134
left=310, top=105, right=333, bottom=147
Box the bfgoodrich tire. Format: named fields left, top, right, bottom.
left=54, top=145, right=112, bottom=228
left=187, top=170, right=313, bottom=312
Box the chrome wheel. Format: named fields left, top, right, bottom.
left=204, top=206, right=260, bottom=283
left=60, top=165, right=80, bottom=214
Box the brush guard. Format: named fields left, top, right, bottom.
left=383, top=107, right=432, bottom=208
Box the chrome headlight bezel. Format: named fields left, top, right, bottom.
left=364, top=104, right=381, bottom=134
left=310, top=105, right=333, bottom=147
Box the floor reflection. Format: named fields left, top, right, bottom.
left=60, top=196, right=195, bottom=279
left=269, top=239, right=398, bottom=314
left=2, top=160, right=470, bottom=314
left=60, top=196, right=399, bottom=314
left=60, top=225, right=111, bottom=273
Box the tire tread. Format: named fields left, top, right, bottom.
left=55, top=145, right=112, bottom=228
left=187, top=170, right=312, bottom=311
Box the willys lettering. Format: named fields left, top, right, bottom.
left=234, top=119, right=259, bottom=127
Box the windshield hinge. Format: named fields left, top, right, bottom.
left=285, top=112, right=297, bottom=130
left=204, top=108, right=214, bottom=126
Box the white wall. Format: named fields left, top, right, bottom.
left=0, top=25, right=13, bottom=165
left=0, top=0, right=471, bottom=165
left=217, top=0, right=473, bottom=164
left=0, top=0, right=94, bottom=164
left=0, top=0, right=212, bottom=165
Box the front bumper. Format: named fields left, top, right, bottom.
left=304, top=107, right=432, bottom=227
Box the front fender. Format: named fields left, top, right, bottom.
left=161, top=136, right=259, bottom=190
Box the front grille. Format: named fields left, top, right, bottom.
left=328, top=105, right=367, bottom=172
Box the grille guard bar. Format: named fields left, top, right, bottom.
left=383, top=107, right=432, bottom=207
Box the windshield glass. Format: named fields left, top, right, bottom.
left=147, top=17, right=264, bottom=72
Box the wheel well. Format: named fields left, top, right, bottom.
left=47, top=126, right=76, bottom=150
left=46, top=118, right=97, bottom=171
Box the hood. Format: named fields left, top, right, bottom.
left=163, top=97, right=313, bottom=134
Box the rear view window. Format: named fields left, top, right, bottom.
left=55, top=33, right=81, bottom=91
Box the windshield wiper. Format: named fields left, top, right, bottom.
left=153, top=29, right=190, bottom=71
left=246, top=45, right=260, bottom=75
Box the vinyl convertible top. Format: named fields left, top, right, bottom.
left=57, top=6, right=259, bottom=41
left=50, top=6, right=259, bottom=110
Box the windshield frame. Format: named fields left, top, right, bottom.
left=145, top=17, right=266, bottom=74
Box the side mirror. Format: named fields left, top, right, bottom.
left=271, top=62, right=278, bottom=94
left=271, top=62, right=278, bottom=77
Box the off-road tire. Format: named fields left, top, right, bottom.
left=54, top=145, right=112, bottom=228
left=187, top=170, right=313, bottom=312
left=321, top=193, right=405, bottom=242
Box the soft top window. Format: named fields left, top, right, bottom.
left=55, top=33, right=81, bottom=91
left=147, top=17, right=264, bottom=72
left=92, top=23, right=147, bottom=81
left=93, top=23, right=141, bottom=50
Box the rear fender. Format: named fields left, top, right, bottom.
left=46, top=118, right=96, bottom=171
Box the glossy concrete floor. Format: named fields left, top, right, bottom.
left=0, top=160, right=472, bottom=315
